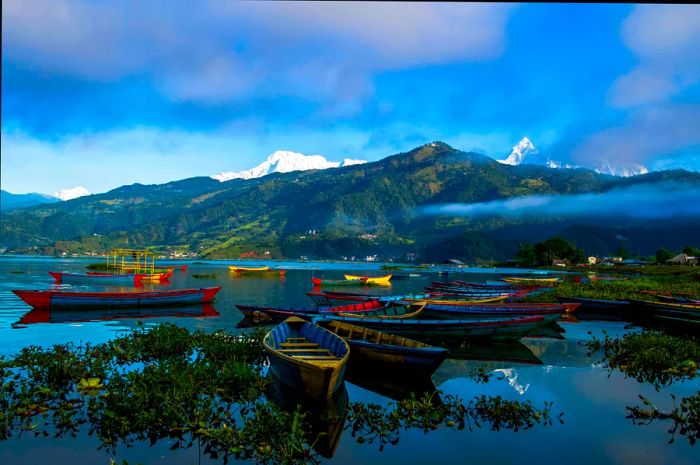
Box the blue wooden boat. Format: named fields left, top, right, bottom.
left=314, top=314, right=549, bottom=341
left=422, top=302, right=577, bottom=319
left=318, top=319, right=448, bottom=376
left=307, top=291, right=432, bottom=306
left=12, top=287, right=221, bottom=310
left=264, top=317, right=350, bottom=401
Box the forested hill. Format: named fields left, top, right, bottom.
left=2, top=142, right=699, bottom=262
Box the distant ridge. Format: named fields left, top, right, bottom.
left=1, top=190, right=59, bottom=211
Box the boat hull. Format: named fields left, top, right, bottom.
left=13, top=287, right=221, bottom=310
left=315, top=314, right=549, bottom=341
left=264, top=318, right=349, bottom=401
left=49, top=271, right=143, bottom=286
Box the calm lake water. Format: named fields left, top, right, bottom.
left=0, top=256, right=698, bottom=465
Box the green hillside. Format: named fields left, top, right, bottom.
left=2, top=142, right=699, bottom=261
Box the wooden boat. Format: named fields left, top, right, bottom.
left=344, top=274, right=392, bottom=285
left=49, top=271, right=144, bottom=286
left=263, top=317, right=350, bottom=401
left=315, top=314, right=550, bottom=341
left=318, top=320, right=448, bottom=376
left=629, top=299, right=700, bottom=325
left=311, top=277, right=369, bottom=287
left=655, top=295, right=700, bottom=305
left=229, top=265, right=270, bottom=272
left=306, top=291, right=432, bottom=306
left=237, top=300, right=386, bottom=321
left=15, top=304, right=220, bottom=325
left=229, top=265, right=287, bottom=276
left=137, top=268, right=175, bottom=282
left=503, top=276, right=559, bottom=284
left=403, top=295, right=509, bottom=305
left=12, top=287, right=221, bottom=310
left=422, top=302, right=577, bottom=319
left=238, top=301, right=423, bottom=322
left=335, top=301, right=425, bottom=319
left=557, top=296, right=631, bottom=311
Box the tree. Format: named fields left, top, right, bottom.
left=655, top=248, right=674, bottom=264
left=615, top=246, right=629, bottom=259
left=682, top=245, right=700, bottom=256
left=515, top=243, right=536, bottom=266
left=533, top=237, right=585, bottom=266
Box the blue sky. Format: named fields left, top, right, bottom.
left=2, top=2, right=699, bottom=195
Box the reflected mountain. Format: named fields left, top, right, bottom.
left=266, top=374, right=349, bottom=459
left=13, top=303, right=220, bottom=326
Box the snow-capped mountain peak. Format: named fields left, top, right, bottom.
left=212, top=151, right=367, bottom=182
left=594, top=162, right=649, bottom=177
left=498, top=137, right=537, bottom=166
left=54, top=186, right=91, bottom=201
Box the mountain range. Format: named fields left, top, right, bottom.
left=499, top=137, right=649, bottom=177
left=211, top=150, right=366, bottom=181
left=2, top=141, right=698, bottom=262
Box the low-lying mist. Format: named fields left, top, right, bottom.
left=417, top=182, right=700, bottom=220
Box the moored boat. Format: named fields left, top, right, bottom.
left=306, top=290, right=433, bottom=306
left=503, top=276, right=559, bottom=284
left=318, top=319, right=448, bottom=376
left=264, top=317, right=350, bottom=401
left=343, top=274, right=392, bottom=285
left=312, top=277, right=369, bottom=287
left=229, top=265, right=287, bottom=276
left=422, top=302, right=577, bottom=319
left=49, top=271, right=144, bottom=286
left=402, top=295, right=509, bottom=305
left=12, top=287, right=221, bottom=310
left=237, top=300, right=386, bottom=321
left=315, top=314, right=550, bottom=341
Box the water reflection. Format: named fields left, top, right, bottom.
left=345, top=365, right=439, bottom=402
left=266, top=374, right=349, bottom=458
left=13, top=304, right=220, bottom=327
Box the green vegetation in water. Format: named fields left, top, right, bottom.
left=9, top=270, right=25, bottom=274
left=192, top=273, right=218, bottom=279
left=586, top=330, right=700, bottom=445
left=86, top=262, right=112, bottom=271
left=627, top=393, right=700, bottom=445
left=521, top=268, right=700, bottom=304
left=348, top=392, right=561, bottom=451
left=0, top=324, right=560, bottom=464
left=587, top=331, right=699, bottom=389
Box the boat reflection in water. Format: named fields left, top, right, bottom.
left=345, top=364, right=439, bottom=402
left=13, top=303, right=220, bottom=326
left=266, top=373, right=349, bottom=459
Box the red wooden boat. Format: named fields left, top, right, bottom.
left=12, top=287, right=221, bottom=310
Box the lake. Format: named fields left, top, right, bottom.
left=0, top=256, right=697, bottom=465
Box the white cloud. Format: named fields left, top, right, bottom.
left=2, top=1, right=514, bottom=108
left=608, top=5, right=700, bottom=108
left=572, top=104, right=700, bottom=167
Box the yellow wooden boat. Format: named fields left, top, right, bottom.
left=503, top=276, right=559, bottom=283
left=344, top=274, right=392, bottom=285
left=229, top=265, right=270, bottom=272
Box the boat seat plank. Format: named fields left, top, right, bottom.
left=279, top=348, right=333, bottom=353
left=281, top=341, right=319, bottom=347
left=293, top=355, right=340, bottom=360
left=286, top=337, right=307, bottom=341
